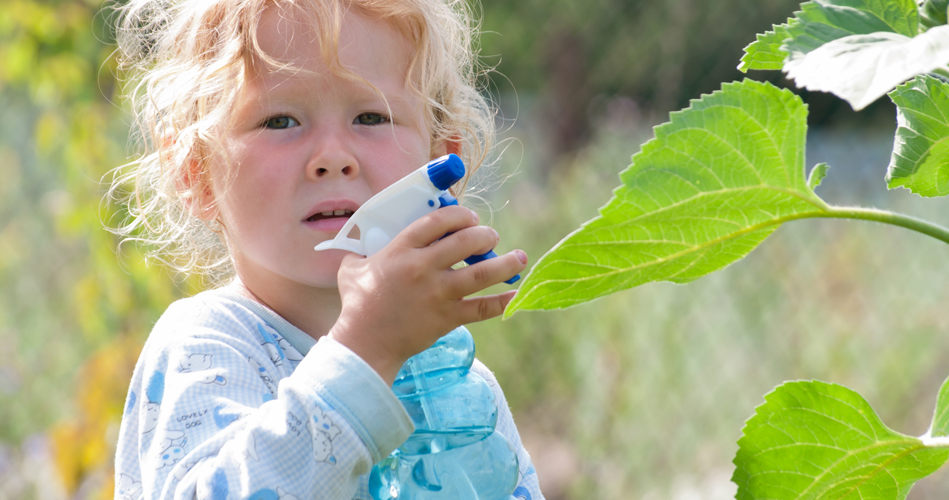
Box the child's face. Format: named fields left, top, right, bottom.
left=211, top=6, right=444, bottom=291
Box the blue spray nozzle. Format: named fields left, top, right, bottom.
left=426, top=154, right=465, bottom=191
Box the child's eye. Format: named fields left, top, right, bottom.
left=354, top=113, right=390, bottom=126
left=263, top=116, right=299, bottom=129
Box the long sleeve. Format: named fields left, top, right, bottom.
left=114, top=292, right=413, bottom=500
left=470, top=359, right=544, bottom=500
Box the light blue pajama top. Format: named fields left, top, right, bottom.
left=114, top=285, right=543, bottom=500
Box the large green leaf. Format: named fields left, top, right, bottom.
left=504, top=79, right=832, bottom=316
left=887, top=75, right=949, bottom=197
left=920, top=0, right=949, bottom=29
left=738, top=22, right=795, bottom=72
left=785, top=0, right=918, bottom=56
left=783, top=26, right=949, bottom=110
left=739, top=0, right=918, bottom=74
left=733, top=380, right=949, bottom=500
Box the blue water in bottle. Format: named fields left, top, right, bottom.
left=368, top=327, right=519, bottom=500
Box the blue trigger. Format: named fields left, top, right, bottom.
left=464, top=251, right=520, bottom=284
left=438, top=195, right=458, bottom=208
left=436, top=194, right=519, bottom=285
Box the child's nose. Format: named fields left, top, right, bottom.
left=313, top=163, right=357, bottom=178
left=306, top=138, right=360, bottom=180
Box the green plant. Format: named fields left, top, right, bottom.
left=504, top=0, right=949, bottom=497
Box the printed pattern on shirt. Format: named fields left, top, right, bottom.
left=114, top=288, right=544, bottom=500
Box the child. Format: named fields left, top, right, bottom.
left=109, top=0, right=542, bottom=498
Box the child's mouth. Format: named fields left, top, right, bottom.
left=306, top=210, right=353, bottom=222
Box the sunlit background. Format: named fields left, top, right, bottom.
left=4, top=0, right=949, bottom=498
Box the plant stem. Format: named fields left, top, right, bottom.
left=815, top=206, right=949, bottom=246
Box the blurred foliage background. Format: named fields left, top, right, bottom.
left=3, top=0, right=949, bottom=499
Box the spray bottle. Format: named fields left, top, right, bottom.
left=315, top=154, right=521, bottom=499
left=315, top=154, right=519, bottom=284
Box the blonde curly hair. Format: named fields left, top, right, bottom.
left=108, top=0, right=496, bottom=284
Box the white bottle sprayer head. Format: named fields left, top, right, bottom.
left=314, top=154, right=519, bottom=283
left=314, top=155, right=465, bottom=257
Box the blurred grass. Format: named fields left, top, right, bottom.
left=0, top=2, right=189, bottom=496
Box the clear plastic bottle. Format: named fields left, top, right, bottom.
left=369, top=327, right=519, bottom=500
left=314, top=154, right=520, bottom=498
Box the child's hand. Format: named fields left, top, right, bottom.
left=328, top=206, right=527, bottom=385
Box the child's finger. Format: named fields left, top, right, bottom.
left=455, top=290, right=518, bottom=324
left=442, top=250, right=526, bottom=299
left=398, top=206, right=479, bottom=249
left=426, top=225, right=500, bottom=270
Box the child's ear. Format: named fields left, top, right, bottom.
left=171, top=150, right=219, bottom=221
left=163, top=136, right=219, bottom=221
left=182, top=161, right=219, bottom=221
left=432, top=136, right=462, bottom=159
